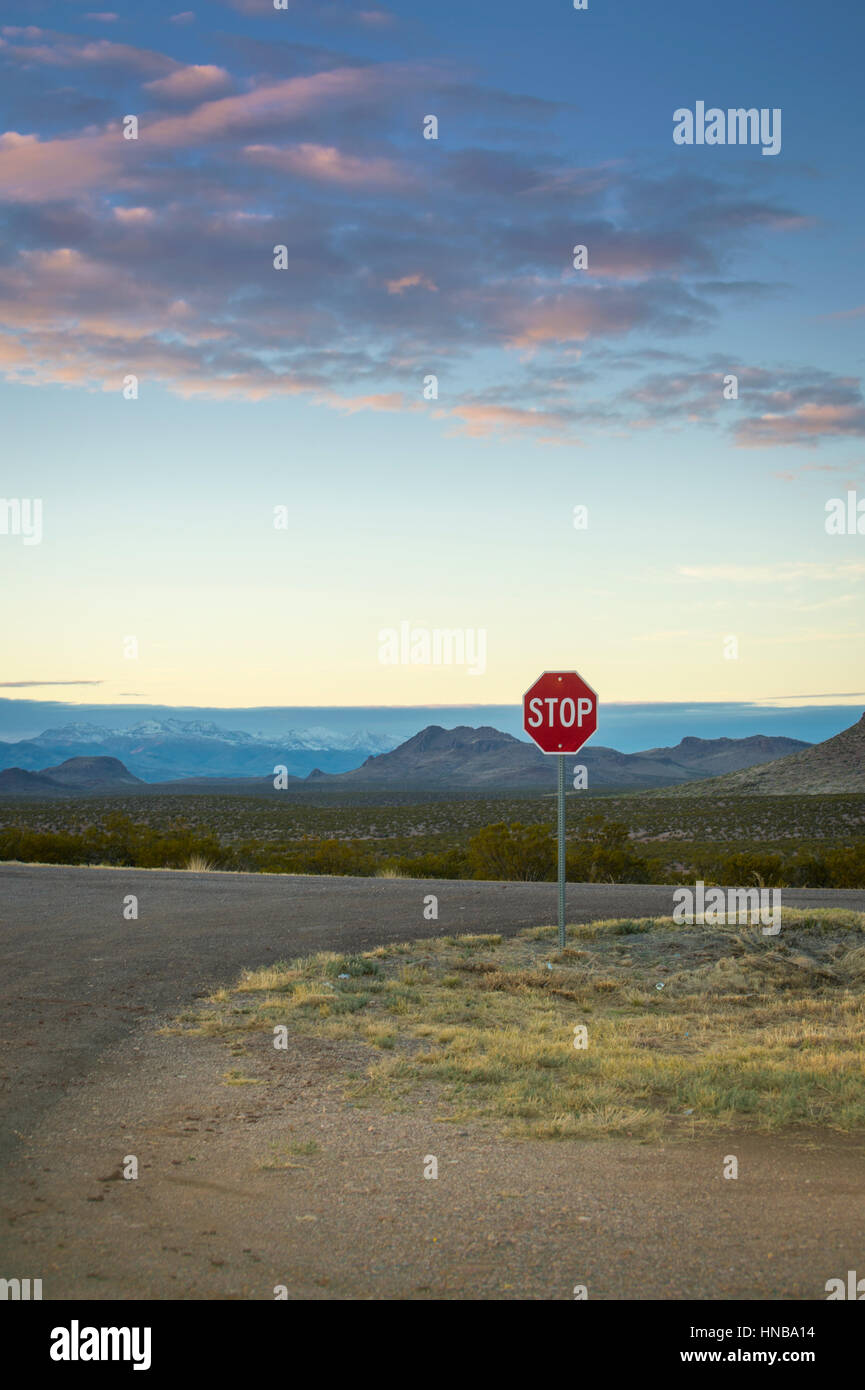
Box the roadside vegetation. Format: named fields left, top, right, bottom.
left=1, top=793, right=864, bottom=886
left=177, top=909, right=865, bottom=1139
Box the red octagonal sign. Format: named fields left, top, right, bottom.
left=523, top=670, right=598, bottom=755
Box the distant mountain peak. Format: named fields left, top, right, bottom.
left=42, top=756, right=143, bottom=787
left=0, top=755, right=141, bottom=796
left=38, top=722, right=111, bottom=741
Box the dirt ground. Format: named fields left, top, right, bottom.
left=3, top=1012, right=864, bottom=1301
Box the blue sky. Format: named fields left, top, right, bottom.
left=1, top=0, right=863, bottom=711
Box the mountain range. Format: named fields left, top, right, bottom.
left=0, top=719, right=398, bottom=783
left=0, top=721, right=819, bottom=796
left=305, top=725, right=811, bottom=790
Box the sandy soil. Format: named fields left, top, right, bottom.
left=3, top=1012, right=863, bottom=1301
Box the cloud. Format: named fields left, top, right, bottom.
left=0, top=64, right=408, bottom=202
left=246, top=141, right=413, bottom=189
left=677, top=562, right=865, bottom=583
left=0, top=32, right=176, bottom=77
left=0, top=37, right=832, bottom=443
left=773, top=461, right=864, bottom=482
left=755, top=691, right=865, bottom=701
left=817, top=304, right=865, bottom=321
left=496, top=279, right=712, bottom=348
left=441, top=400, right=580, bottom=440
left=608, top=363, right=865, bottom=448
left=225, top=0, right=397, bottom=24
left=327, top=390, right=404, bottom=412
left=0, top=130, right=122, bottom=202
left=386, top=272, right=438, bottom=294
left=112, top=206, right=156, bottom=224
left=735, top=401, right=865, bottom=447
left=145, top=65, right=233, bottom=102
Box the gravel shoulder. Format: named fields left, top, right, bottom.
left=2, top=1005, right=864, bottom=1301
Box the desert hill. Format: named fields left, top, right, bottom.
left=658, top=712, right=865, bottom=795
left=0, top=756, right=142, bottom=798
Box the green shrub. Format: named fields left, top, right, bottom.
left=467, top=821, right=555, bottom=881
left=291, top=838, right=375, bottom=876
left=704, top=850, right=786, bottom=888
left=394, top=849, right=471, bottom=879
left=566, top=815, right=650, bottom=883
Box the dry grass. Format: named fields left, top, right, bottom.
left=184, top=853, right=216, bottom=872
left=181, top=909, right=865, bottom=1141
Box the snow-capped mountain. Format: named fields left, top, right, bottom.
left=0, top=720, right=400, bottom=782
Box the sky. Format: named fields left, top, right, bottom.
left=1, top=0, right=863, bottom=712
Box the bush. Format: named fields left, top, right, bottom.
left=291, top=838, right=375, bottom=876
left=567, top=815, right=650, bottom=883
left=467, top=822, right=555, bottom=881
left=0, top=827, right=86, bottom=865
left=394, top=849, right=471, bottom=879
left=704, top=850, right=786, bottom=888
left=823, top=844, right=865, bottom=889
left=787, top=851, right=832, bottom=888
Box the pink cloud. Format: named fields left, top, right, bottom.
left=386, top=272, right=438, bottom=295
left=737, top=403, right=865, bottom=447
left=0, top=248, right=224, bottom=344
left=0, top=66, right=401, bottom=202
left=145, top=65, right=232, bottom=101
left=113, top=206, right=156, bottom=223
left=496, top=287, right=651, bottom=347
left=444, top=402, right=576, bottom=439
left=246, top=142, right=412, bottom=190
left=145, top=67, right=391, bottom=146
left=0, top=130, right=122, bottom=201
left=325, top=390, right=404, bottom=413
left=0, top=333, right=29, bottom=366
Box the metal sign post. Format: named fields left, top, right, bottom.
left=557, top=752, right=566, bottom=949
left=522, top=670, right=599, bottom=954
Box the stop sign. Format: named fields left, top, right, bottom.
left=523, top=670, right=598, bottom=754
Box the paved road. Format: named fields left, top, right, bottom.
left=1, top=863, right=863, bottom=1170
